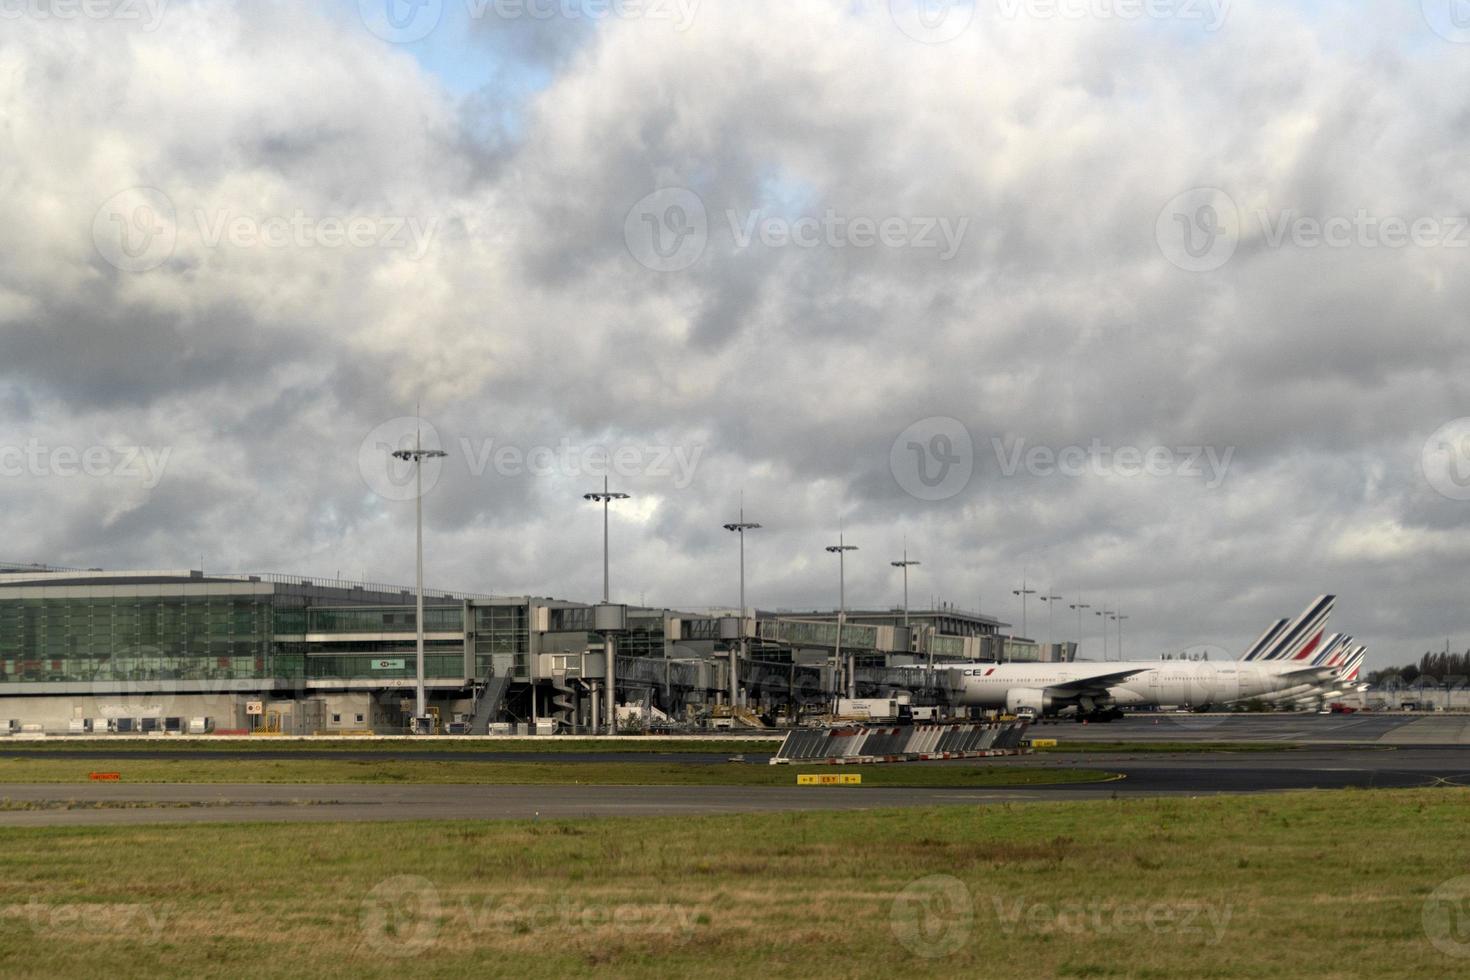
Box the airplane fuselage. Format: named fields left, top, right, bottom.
left=952, top=660, right=1325, bottom=712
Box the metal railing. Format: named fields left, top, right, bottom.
left=243, top=571, right=498, bottom=601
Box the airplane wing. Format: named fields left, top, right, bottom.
left=1277, top=664, right=1337, bottom=680
left=1047, top=667, right=1152, bottom=694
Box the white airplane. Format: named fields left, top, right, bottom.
left=1286, top=645, right=1368, bottom=707
left=1261, top=634, right=1353, bottom=704
left=948, top=596, right=1341, bottom=721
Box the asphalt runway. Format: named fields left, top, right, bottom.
left=0, top=744, right=1466, bottom=827
left=0, top=749, right=766, bottom=765
left=2, top=715, right=1466, bottom=768
left=1029, top=712, right=1470, bottom=745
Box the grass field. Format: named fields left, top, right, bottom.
left=1, top=789, right=1467, bottom=978
left=0, top=757, right=1113, bottom=788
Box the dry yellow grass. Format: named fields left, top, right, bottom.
left=0, top=789, right=1466, bottom=978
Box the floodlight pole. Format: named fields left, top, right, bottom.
left=584, top=476, right=629, bottom=604
left=890, top=550, right=921, bottom=664
left=584, top=477, right=631, bottom=734
left=392, top=430, right=447, bottom=731
left=1012, top=574, right=1036, bottom=661
left=890, top=550, right=921, bottom=629
left=1039, top=592, right=1063, bottom=656
left=1113, top=612, right=1130, bottom=661
left=1069, top=599, right=1091, bottom=658
left=826, top=535, right=859, bottom=701
left=723, top=509, right=761, bottom=712
left=1096, top=607, right=1113, bottom=660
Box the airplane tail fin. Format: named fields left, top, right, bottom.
left=1260, top=595, right=1336, bottom=662
left=1339, top=646, right=1366, bottom=684
left=1312, top=634, right=1349, bottom=668
left=1242, top=618, right=1289, bottom=661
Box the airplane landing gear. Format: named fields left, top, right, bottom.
left=1076, top=707, right=1123, bottom=723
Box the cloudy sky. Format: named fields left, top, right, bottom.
left=2, top=0, right=1468, bottom=667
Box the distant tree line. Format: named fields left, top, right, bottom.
left=1366, top=649, right=1470, bottom=687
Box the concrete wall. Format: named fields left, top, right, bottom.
left=0, top=692, right=256, bottom=733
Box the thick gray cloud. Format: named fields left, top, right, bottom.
left=0, top=0, right=1468, bottom=667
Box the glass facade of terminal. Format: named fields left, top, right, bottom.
left=473, top=604, right=530, bottom=677
left=0, top=590, right=477, bottom=687
left=0, top=582, right=673, bottom=689
left=621, top=613, right=669, bottom=658
left=299, top=606, right=466, bottom=634
left=0, top=573, right=991, bottom=694
left=0, top=595, right=274, bottom=684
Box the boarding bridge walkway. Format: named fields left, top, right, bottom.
left=754, top=619, right=978, bottom=660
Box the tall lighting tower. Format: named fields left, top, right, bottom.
left=392, top=430, right=448, bottom=732
left=890, top=551, right=921, bottom=629
left=1039, top=591, right=1063, bottom=657
left=1096, top=607, right=1114, bottom=660
left=1069, top=599, right=1091, bottom=659
left=1112, top=611, right=1130, bottom=661
left=890, top=549, right=922, bottom=668
left=584, top=476, right=631, bottom=734
left=583, top=476, right=630, bottom=604
left=1011, top=575, right=1037, bottom=663
left=722, top=508, right=761, bottom=712
left=826, top=534, right=859, bottom=701
left=1011, top=577, right=1037, bottom=639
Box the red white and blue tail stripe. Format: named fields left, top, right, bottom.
left=1241, top=618, right=1289, bottom=661
left=1248, top=595, right=1336, bottom=662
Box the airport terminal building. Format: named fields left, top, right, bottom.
left=0, top=564, right=1044, bottom=735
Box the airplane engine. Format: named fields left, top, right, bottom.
left=1005, top=688, right=1053, bottom=716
